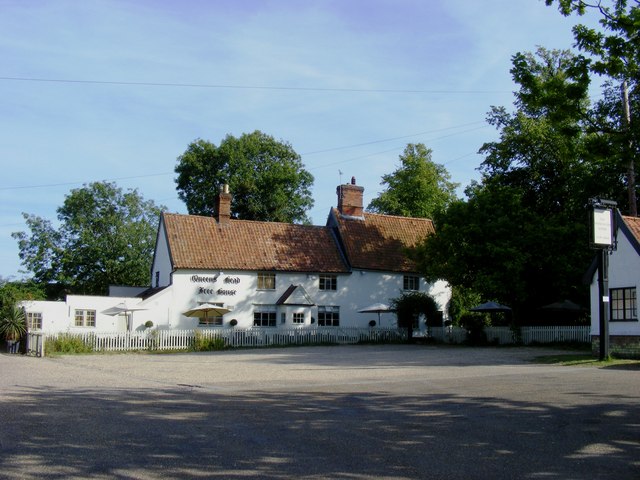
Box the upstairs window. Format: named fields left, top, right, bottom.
left=403, top=275, right=420, bottom=291
left=257, top=272, right=276, bottom=290
left=75, top=309, right=96, bottom=327
left=610, top=287, right=637, bottom=321
left=319, top=274, right=337, bottom=291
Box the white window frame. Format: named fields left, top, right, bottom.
left=26, top=312, right=42, bottom=330
left=254, top=306, right=277, bottom=327
left=403, top=275, right=420, bottom=291
left=319, top=274, right=337, bottom=291
left=318, top=306, right=340, bottom=327
left=257, top=272, right=276, bottom=290
left=75, top=309, right=96, bottom=328
left=610, top=287, right=637, bottom=321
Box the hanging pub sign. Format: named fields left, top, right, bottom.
left=589, top=198, right=617, bottom=250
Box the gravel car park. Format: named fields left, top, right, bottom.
left=1, top=345, right=638, bottom=479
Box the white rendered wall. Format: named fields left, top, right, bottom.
left=21, top=296, right=148, bottom=333
left=20, top=270, right=451, bottom=334
left=167, top=269, right=451, bottom=332
left=590, top=230, right=640, bottom=336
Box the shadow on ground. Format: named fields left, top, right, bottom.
left=1, top=384, right=638, bottom=479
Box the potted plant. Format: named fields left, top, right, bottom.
left=0, top=305, right=27, bottom=353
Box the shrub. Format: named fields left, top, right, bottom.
left=48, top=333, right=94, bottom=354
left=194, top=331, right=227, bottom=351
left=459, top=312, right=488, bottom=346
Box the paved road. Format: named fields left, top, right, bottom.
left=1, top=345, right=638, bottom=479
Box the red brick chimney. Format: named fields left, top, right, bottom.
left=337, top=176, right=364, bottom=218
left=216, top=184, right=232, bottom=224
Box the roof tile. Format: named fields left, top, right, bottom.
left=622, top=215, right=640, bottom=244
left=163, top=213, right=349, bottom=273
left=331, top=208, right=434, bottom=272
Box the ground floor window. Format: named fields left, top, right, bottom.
left=26, top=312, right=42, bottom=330
left=318, top=306, right=340, bottom=327
left=198, top=303, right=225, bottom=326
left=610, top=287, right=637, bottom=321
left=75, top=309, right=96, bottom=327
left=199, top=314, right=223, bottom=326
left=293, top=312, right=304, bottom=324
left=254, top=307, right=277, bottom=327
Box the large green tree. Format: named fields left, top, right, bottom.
left=367, top=143, right=458, bottom=218
left=415, top=48, right=621, bottom=321
left=175, top=131, right=314, bottom=223
left=12, top=182, right=163, bottom=295
left=546, top=0, right=639, bottom=214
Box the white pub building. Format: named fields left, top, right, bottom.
left=22, top=180, right=451, bottom=334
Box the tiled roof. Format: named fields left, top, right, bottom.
left=162, top=213, right=349, bottom=273
left=622, top=215, right=640, bottom=243
left=276, top=285, right=315, bottom=306
left=331, top=208, right=435, bottom=272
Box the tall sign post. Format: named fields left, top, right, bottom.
left=589, top=198, right=617, bottom=360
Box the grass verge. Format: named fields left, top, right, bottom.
left=532, top=353, right=640, bottom=369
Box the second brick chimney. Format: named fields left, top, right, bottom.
left=337, top=176, right=364, bottom=218
left=215, top=184, right=232, bottom=224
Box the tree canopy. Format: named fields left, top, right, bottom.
left=12, top=182, right=163, bottom=295
left=546, top=0, right=639, bottom=214
left=0, top=278, right=45, bottom=319
left=367, top=143, right=458, bottom=219
left=175, top=131, right=315, bottom=223
left=414, top=48, right=621, bottom=321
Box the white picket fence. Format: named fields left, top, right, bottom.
left=28, top=326, right=406, bottom=356
left=429, top=325, right=591, bottom=345
left=26, top=325, right=591, bottom=357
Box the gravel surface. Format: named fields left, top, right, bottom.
left=1, top=345, right=638, bottom=479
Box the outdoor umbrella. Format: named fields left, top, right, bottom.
left=469, top=301, right=512, bottom=313
left=540, top=299, right=584, bottom=324
left=358, top=302, right=393, bottom=326
left=541, top=299, right=582, bottom=312
left=183, top=303, right=231, bottom=318
left=102, top=301, right=148, bottom=331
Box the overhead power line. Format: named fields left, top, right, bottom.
left=0, top=123, right=490, bottom=191
left=0, top=76, right=511, bottom=95
left=302, top=121, right=486, bottom=155
left=0, top=172, right=173, bottom=191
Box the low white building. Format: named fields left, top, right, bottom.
left=21, top=180, right=451, bottom=334
left=588, top=212, right=640, bottom=357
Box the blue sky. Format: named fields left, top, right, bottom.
left=1, top=0, right=597, bottom=280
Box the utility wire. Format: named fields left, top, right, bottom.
left=0, top=123, right=490, bottom=191
left=0, top=76, right=510, bottom=95
left=302, top=121, right=486, bottom=155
